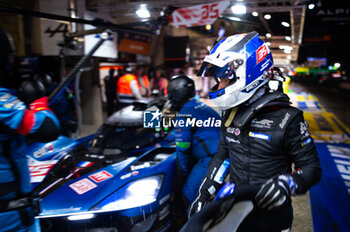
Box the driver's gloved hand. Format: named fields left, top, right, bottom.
left=17, top=79, right=46, bottom=105
left=255, top=175, right=297, bottom=211
left=188, top=190, right=210, bottom=218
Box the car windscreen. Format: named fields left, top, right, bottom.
left=103, top=127, right=159, bottom=152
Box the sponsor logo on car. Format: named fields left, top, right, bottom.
left=69, top=178, right=97, bottom=195
left=89, top=170, right=113, bottom=183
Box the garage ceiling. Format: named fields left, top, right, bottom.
left=85, top=0, right=308, bottom=69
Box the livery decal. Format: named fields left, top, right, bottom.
left=69, top=178, right=97, bottom=195
left=120, top=171, right=139, bottom=180
left=89, top=170, right=113, bottom=183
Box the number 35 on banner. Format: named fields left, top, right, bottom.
left=169, top=1, right=230, bottom=28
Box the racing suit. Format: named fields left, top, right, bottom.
left=174, top=98, right=220, bottom=205
left=0, top=88, right=60, bottom=231
left=194, top=91, right=321, bottom=230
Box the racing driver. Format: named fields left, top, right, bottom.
left=189, top=32, right=321, bottom=231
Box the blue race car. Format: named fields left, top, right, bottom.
left=32, top=97, right=181, bottom=231
left=27, top=135, right=94, bottom=188
left=27, top=97, right=173, bottom=189
left=36, top=146, right=177, bottom=232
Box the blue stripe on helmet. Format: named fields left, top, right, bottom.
left=210, top=37, right=228, bottom=55
left=209, top=88, right=226, bottom=99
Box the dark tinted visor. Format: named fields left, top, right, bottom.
left=197, top=62, right=236, bottom=80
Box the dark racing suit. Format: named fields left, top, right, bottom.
left=196, top=91, right=321, bottom=230
left=0, top=88, right=60, bottom=231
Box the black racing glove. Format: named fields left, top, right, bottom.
left=17, top=79, right=46, bottom=105
left=188, top=190, right=210, bottom=218
left=188, top=177, right=218, bottom=218
left=255, top=175, right=297, bottom=211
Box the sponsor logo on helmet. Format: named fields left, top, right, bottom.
left=260, top=59, right=272, bottom=72
left=257, top=44, right=268, bottom=64
left=242, top=78, right=263, bottom=93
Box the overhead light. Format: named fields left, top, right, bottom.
left=205, top=24, right=212, bottom=31
left=266, top=33, right=272, bottom=38
left=231, top=4, right=247, bottom=14
left=136, top=5, right=150, bottom=18
left=280, top=45, right=293, bottom=54
left=281, top=22, right=290, bottom=27
left=279, top=45, right=293, bottom=51
left=265, top=42, right=271, bottom=46
left=308, top=4, right=315, bottom=10
left=285, top=36, right=292, bottom=41
left=334, top=63, right=341, bottom=68
left=287, top=55, right=292, bottom=60
left=228, top=17, right=241, bottom=22
left=252, top=12, right=259, bottom=17
left=264, top=14, right=271, bottom=20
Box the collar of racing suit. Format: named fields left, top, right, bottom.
left=225, top=90, right=291, bottom=129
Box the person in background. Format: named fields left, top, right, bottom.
left=136, top=66, right=150, bottom=97
left=150, top=67, right=168, bottom=96
left=185, top=61, right=203, bottom=96
left=104, top=68, right=117, bottom=116
left=117, top=65, right=142, bottom=107
left=189, top=32, right=321, bottom=231
left=0, top=26, right=60, bottom=232
left=167, top=75, right=220, bottom=211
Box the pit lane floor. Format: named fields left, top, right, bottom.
left=287, top=82, right=350, bottom=232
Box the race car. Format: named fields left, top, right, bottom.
left=28, top=97, right=180, bottom=231
left=27, top=97, right=173, bottom=188
left=36, top=146, right=177, bottom=232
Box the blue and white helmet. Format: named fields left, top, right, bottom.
left=198, top=32, right=273, bottom=110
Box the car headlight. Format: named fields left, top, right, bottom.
left=93, top=175, right=164, bottom=212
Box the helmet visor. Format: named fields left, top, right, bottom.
left=198, top=62, right=236, bottom=80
